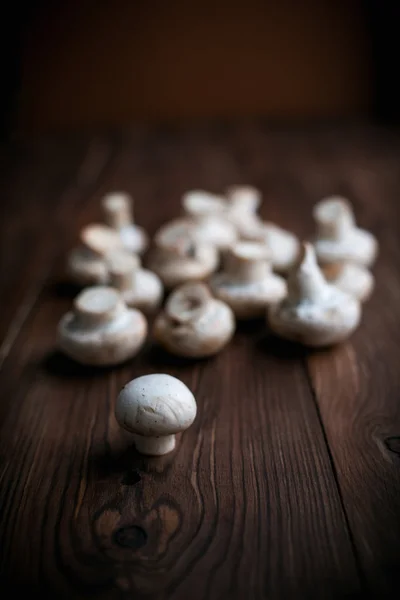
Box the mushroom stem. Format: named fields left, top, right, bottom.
left=225, top=242, right=271, bottom=283
left=287, top=243, right=328, bottom=303
left=165, top=282, right=210, bottom=323
left=102, top=193, right=133, bottom=229
left=74, top=287, right=125, bottom=327
left=159, top=237, right=196, bottom=259
left=110, top=269, right=134, bottom=293
left=314, top=197, right=355, bottom=240
left=133, top=433, right=176, bottom=456
left=107, top=251, right=140, bottom=293
left=226, top=185, right=261, bottom=213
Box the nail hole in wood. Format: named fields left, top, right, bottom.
left=113, top=525, right=147, bottom=550
left=122, top=470, right=142, bottom=485
left=385, top=436, right=400, bottom=455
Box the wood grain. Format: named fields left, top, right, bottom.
left=300, top=141, right=400, bottom=596
left=1, top=124, right=399, bottom=598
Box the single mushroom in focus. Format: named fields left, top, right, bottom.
left=268, top=242, right=361, bottom=347
left=102, top=192, right=148, bottom=255
left=107, top=250, right=163, bottom=315
left=182, top=190, right=237, bottom=250
left=210, top=241, right=287, bottom=319
left=322, top=262, right=374, bottom=303
left=312, top=196, right=378, bottom=267
left=57, top=286, right=147, bottom=365
left=115, top=373, right=197, bottom=455
left=146, top=220, right=219, bottom=289
left=66, top=223, right=125, bottom=286
left=154, top=281, right=235, bottom=358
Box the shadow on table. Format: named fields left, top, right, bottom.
left=89, top=435, right=175, bottom=485
left=42, top=349, right=130, bottom=379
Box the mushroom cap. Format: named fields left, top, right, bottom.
left=73, top=286, right=123, bottom=319
left=231, top=241, right=270, bottom=262
left=106, top=249, right=141, bottom=274
left=148, top=220, right=219, bottom=288
left=165, top=281, right=211, bottom=323
left=80, top=224, right=123, bottom=256
left=322, top=262, right=374, bottom=302
left=210, top=271, right=287, bottom=319
left=314, top=229, right=377, bottom=266
left=261, top=223, right=300, bottom=272
left=58, top=286, right=147, bottom=365
left=181, top=192, right=237, bottom=249
left=268, top=243, right=361, bottom=346
left=102, top=191, right=132, bottom=213
left=210, top=241, right=287, bottom=318
left=225, top=185, right=262, bottom=213
left=154, top=218, right=195, bottom=252
left=313, top=196, right=378, bottom=266
left=182, top=190, right=227, bottom=216
left=313, top=196, right=354, bottom=230
left=114, top=267, right=163, bottom=314
left=66, top=246, right=109, bottom=286
left=268, top=294, right=361, bottom=347
left=119, top=226, right=148, bottom=254
left=115, top=374, right=197, bottom=436
left=154, top=282, right=235, bottom=357
left=148, top=246, right=218, bottom=289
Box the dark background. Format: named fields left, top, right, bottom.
left=1, top=0, right=400, bottom=137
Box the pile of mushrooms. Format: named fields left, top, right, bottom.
left=60, top=188, right=378, bottom=363
left=56, top=188, right=378, bottom=455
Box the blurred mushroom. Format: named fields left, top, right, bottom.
left=154, top=282, right=235, bottom=357
left=312, top=196, right=378, bottom=267
left=225, top=185, right=265, bottom=239
left=244, top=221, right=300, bottom=274
left=210, top=241, right=287, bottom=319
left=66, top=223, right=125, bottom=286
left=268, top=242, right=361, bottom=347
left=58, top=286, right=147, bottom=365
left=182, top=190, right=237, bottom=250
left=102, top=192, right=148, bottom=255
left=322, top=262, right=374, bottom=303
left=107, top=250, right=163, bottom=315
left=146, top=220, right=219, bottom=289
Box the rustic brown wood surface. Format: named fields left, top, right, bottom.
left=0, top=124, right=399, bottom=599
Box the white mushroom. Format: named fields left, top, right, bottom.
left=225, top=185, right=265, bottom=239
left=244, top=222, right=300, bottom=274
left=146, top=220, right=219, bottom=289
left=210, top=241, right=287, bottom=319
left=154, top=282, right=235, bottom=357
left=115, top=374, right=197, bottom=455
left=322, top=262, right=374, bottom=303
left=57, top=286, right=147, bottom=365
left=226, top=185, right=262, bottom=214
left=107, top=250, right=163, bottom=315
left=102, top=192, right=149, bottom=255
left=66, top=224, right=125, bottom=286
left=312, top=196, right=378, bottom=267
left=268, top=242, right=361, bottom=347
left=182, top=190, right=237, bottom=250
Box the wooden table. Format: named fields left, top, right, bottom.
left=1, top=123, right=400, bottom=599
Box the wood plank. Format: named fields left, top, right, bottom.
left=300, top=128, right=400, bottom=595
left=0, top=129, right=152, bottom=363
left=0, top=137, right=113, bottom=363
left=0, top=299, right=362, bottom=598
left=0, top=126, right=362, bottom=598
